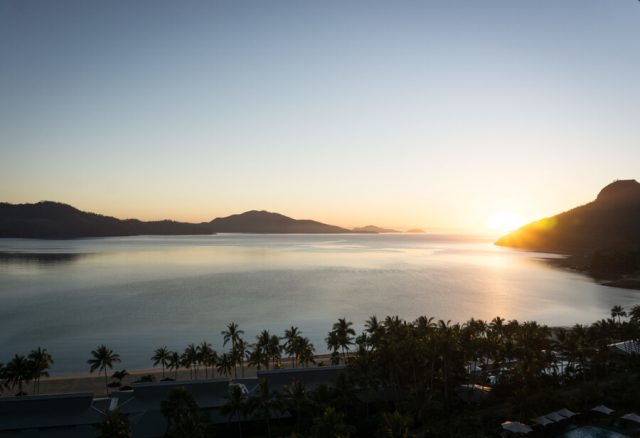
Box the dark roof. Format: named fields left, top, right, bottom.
left=256, top=365, right=346, bottom=392
left=609, top=340, right=640, bottom=355
left=0, top=393, right=104, bottom=431
left=116, top=379, right=231, bottom=413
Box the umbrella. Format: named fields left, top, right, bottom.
left=592, top=405, right=614, bottom=415
left=557, top=408, right=578, bottom=418
left=621, top=413, right=640, bottom=424
left=501, top=421, right=533, bottom=434
left=532, top=416, right=554, bottom=426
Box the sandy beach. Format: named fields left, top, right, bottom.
left=32, top=355, right=334, bottom=398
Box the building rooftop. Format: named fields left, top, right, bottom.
left=0, top=393, right=104, bottom=432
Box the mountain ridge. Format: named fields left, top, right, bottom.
left=0, top=202, right=353, bottom=238
left=496, top=180, right=640, bottom=252
left=210, top=210, right=350, bottom=234
left=496, top=179, right=640, bottom=288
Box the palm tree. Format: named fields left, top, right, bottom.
left=435, top=319, right=458, bottom=403
left=255, top=330, right=272, bottom=369
left=161, top=386, right=211, bottom=437
left=248, top=378, right=280, bottom=438
left=330, top=318, right=355, bottom=363
left=611, top=305, right=627, bottom=324
left=167, top=351, right=181, bottom=380
left=198, top=342, right=215, bottom=379
left=268, top=334, right=281, bottom=368
left=630, top=305, right=640, bottom=324
left=4, top=354, right=32, bottom=395
left=283, top=326, right=301, bottom=368
left=217, top=353, right=234, bottom=377
left=248, top=345, right=267, bottom=371
left=297, top=337, right=316, bottom=367
left=152, top=347, right=171, bottom=379
left=221, top=384, right=247, bottom=437
left=87, top=345, right=121, bottom=396
left=222, top=322, right=245, bottom=377
left=28, top=347, right=54, bottom=395
left=182, top=344, right=199, bottom=380
left=234, top=338, right=248, bottom=378
left=110, top=369, right=129, bottom=390
left=95, top=411, right=133, bottom=438
left=365, top=315, right=381, bottom=337
left=222, top=322, right=245, bottom=349
left=310, top=406, right=355, bottom=438
left=378, top=410, right=413, bottom=438
left=283, top=378, right=308, bottom=432
left=326, top=330, right=341, bottom=364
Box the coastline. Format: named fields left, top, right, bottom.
left=546, top=256, right=640, bottom=291
left=29, top=355, right=334, bottom=398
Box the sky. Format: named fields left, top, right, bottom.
left=1, top=0, right=639, bottom=233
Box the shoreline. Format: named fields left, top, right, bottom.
left=546, top=255, right=640, bottom=291
left=22, top=355, right=335, bottom=398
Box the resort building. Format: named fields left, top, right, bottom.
left=0, top=393, right=104, bottom=437
left=0, top=366, right=347, bottom=437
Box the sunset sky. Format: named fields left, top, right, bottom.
left=1, top=1, right=639, bottom=233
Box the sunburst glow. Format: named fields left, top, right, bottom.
left=485, top=212, right=526, bottom=234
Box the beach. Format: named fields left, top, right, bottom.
left=32, top=355, right=333, bottom=398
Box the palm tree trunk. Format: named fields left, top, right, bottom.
left=104, top=368, right=109, bottom=397
left=443, top=354, right=449, bottom=405
left=429, top=350, right=435, bottom=394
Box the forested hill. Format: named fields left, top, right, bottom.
left=0, top=202, right=352, bottom=238
left=496, top=179, right=640, bottom=284
left=209, top=210, right=350, bottom=233
left=496, top=180, right=640, bottom=252
left=0, top=202, right=213, bottom=238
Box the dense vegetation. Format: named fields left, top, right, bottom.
left=3, top=305, right=640, bottom=437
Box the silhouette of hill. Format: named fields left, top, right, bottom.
left=210, top=210, right=350, bottom=234
left=496, top=179, right=640, bottom=286
left=0, top=201, right=213, bottom=238
left=352, top=225, right=400, bottom=233
left=406, top=228, right=425, bottom=233
left=0, top=202, right=353, bottom=238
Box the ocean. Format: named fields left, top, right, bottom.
left=0, top=234, right=637, bottom=374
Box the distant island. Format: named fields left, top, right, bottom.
left=210, top=210, right=350, bottom=234
left=0, top=202, right=212, bottom=239
left=496, top=179, right=640, bottom=289
left=0, top=202, right=361, bottom=238
left=406, top=228, right=425, bottom=233
left=351, top=225, right=401, bottom=233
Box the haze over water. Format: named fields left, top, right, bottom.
left=0, top=234, right=636, bottom=374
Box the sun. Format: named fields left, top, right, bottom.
left=485, top=211, right=526, bottom=234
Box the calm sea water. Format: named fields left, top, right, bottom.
left=0, top=234, right=637, bottom=374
